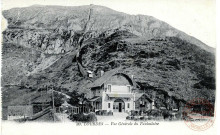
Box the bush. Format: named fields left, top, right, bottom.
left=87, top=113, right=97, bottom=122
left=126, top=115, right=134, bottom=120
left=162, top=110, right=171, bottom=119
left=130, top=110, right=139, bottom=116
left=140, top=116, right=144, bottom=120
left=108, top=111, right=113, bottom=116
left=95, top=110, right=101, bottom=115
left=175, top=112, right=182, bottom=120
left=69, top=113, right=97, bottom=122
left=103, top=110, right=108, bottom=115
left=146, top=109, right=162, bottom=117
left=95, top=110, right=113, bottom=116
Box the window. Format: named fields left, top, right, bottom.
left=96, top=102, right=98, bottom=109
left=108, top=103, right=111, bottom=108
left=127, top=103, right=130, bottom=108
left=88, top=73, right=93, bottom=78
left=107, top=85, right=111, bottom=92
left=93, top=91, right=96, bottom=96
left=127, top=85, right=131, bottom=92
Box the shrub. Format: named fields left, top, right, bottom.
left=69, top=113, right=97, bottom=122
left=87, top=113, right=97, bottom=122
left=103, top=110, right=108, bottom=115
left=95, top=110, right=100, bottom=115
left=162, top=110, right=171, bottom=119
left=140, top=116, right=144, bottom=120
left=146, top=109, right=162, bottom=117
left=175, top=112, right=182, bottom=120
left=108, top=111, right=113, bottom=116
left=130, top=110, right=139, bottom=116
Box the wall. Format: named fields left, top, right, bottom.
left=135, top=97, right=152, bottom=111
left=91, top=87, right=103, bottom=97
left=7, top=105, right=33, bottom=120
left=111, top=85, right=130, bottom=93
left=105, top=74, right=131, bottom=86
left=100, top=74, right=135, bottom=112
left=105, top=74, right=132, bottom=93
left=101, top=92, right=135, bottom=112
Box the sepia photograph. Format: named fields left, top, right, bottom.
left=0, top=0, right=217, bottom=135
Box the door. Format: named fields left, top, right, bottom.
left=119, top=103, right=122, bottom=112
left=114, top=99, right=125, bottom=112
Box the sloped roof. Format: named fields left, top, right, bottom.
left=88, top=96, right=102, bottom=102
left=107, top=93, right=133, bottom=98
left=135, top=93, right=152, bottom=101
left=32, top=94, right=51, bottom=103
left=61, top=101, right=78, bottom=108
left=8, top=105, right=33, bottom=116
left=135, top=93, right=144, bottom=101
left=87, top=67, right=121, bottom=88
left=87, top=67, right=136, bottom=88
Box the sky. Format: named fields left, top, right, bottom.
left=1, top=0, right=216, bottom=48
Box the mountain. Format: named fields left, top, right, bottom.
left=2, top=5, right=214, bottom=53
left=1, top=5, right=215, bottom=107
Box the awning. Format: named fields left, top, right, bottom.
left=107, top=93, right=134, bottom=98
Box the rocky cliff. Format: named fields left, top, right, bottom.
left=2, top=5, right=215, bottom=106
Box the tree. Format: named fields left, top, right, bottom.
left=68, top=90, right=81, bottom=106
left=68, top=91, right=89, bottom=113
left=79, top=93, right=88, bottom=113
left=53, top=92, right=65, bottom=107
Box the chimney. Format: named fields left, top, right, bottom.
left=131, top=75, right=134, bottom=80
left=87, top=70, right=93, bottom=78
left=152, top=91, right=156, bottom=109
left=100, top=70, right=104, bottom=77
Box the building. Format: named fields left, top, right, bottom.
left=59, top=101, right=80, bottom=114
left=87, top=70, right=94, bottom=78
left=88, top=68, right=155, bottom=113
left=135, top=93, right=155, bottom=111
left=7, top=105, right=33, bottom=120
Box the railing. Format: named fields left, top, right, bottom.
left=26, top=106, right=52, bottom=121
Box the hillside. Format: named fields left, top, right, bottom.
left=1, top=5, right=215, bottom=108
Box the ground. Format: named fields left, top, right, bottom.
left=97, top=112, right=128, bottom=122
left=55, top=113, right=72, bottom=122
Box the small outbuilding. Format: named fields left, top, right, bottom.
left=7, top=105, right=33, bottom=120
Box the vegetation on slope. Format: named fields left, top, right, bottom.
left=1, top=5, right=215, bottom=112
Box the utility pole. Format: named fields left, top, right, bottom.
left=41, top=88, right=43, bottom=110
left=46, top=85, right=48, bottom=93
left=52, top=88, right=55, bottom=122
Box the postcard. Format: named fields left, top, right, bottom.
left=1, top=0, right=217, bottom=135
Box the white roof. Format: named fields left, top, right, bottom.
left=87, top=70, right=93, bottom=73
left=107, top=93, right=133, bottom=98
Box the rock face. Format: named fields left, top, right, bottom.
left=2, top=5, right=214, bottom=54
left=2, top=5, right=215, bottom=106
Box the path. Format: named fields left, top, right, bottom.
left=55, top=113, right=72, bottom=122
left=97, top=112, right=128, bottom=122
left=54, top=112, right=128, bottom=123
